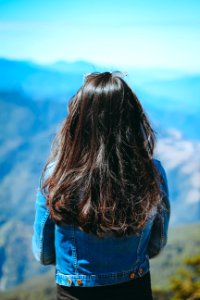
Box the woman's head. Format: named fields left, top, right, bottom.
left=41, top=71, right=162, bottom=237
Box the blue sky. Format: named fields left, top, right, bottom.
left=0, top=0, right=200, bottom=71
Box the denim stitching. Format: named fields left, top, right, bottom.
left=136, top=230, right=143, bottom=265
left=55, top=259, right=148, bottom=279
left=161, top=210, right=169, bottom=248
left=39, top=210, right=50, bottom=263
left=72, top=224, right=78, bottom=274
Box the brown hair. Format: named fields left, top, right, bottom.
left=40, top=71, right=162, bottom=238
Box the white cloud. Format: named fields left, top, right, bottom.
left=186, top=190, right=200, bottom=204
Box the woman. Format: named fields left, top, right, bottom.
left=32, top=71, right=170, bottom=300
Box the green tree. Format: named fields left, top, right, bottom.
left=170, top=254, right=200, bottom=300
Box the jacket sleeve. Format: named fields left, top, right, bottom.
left=32, top=165, right=55, bottom=265
left=147, top=161, right=171, bottom=259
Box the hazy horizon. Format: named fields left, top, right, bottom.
left=1, top=0, right=200, bottom=72
left=1, top=56, right=200, bottom=78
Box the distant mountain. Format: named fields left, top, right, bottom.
left=155, top=130, right=200, bottom=225
left=0, top=90, right=66, bottom=290
left=1, top=58, right=199, bottom=140
left=139, top=75, right=200, bottom=108
left=0, top=58, right=84, bottom=99
left=0, top=58, right=199, bottom=291
left=49, top=60, right=97, bottom=73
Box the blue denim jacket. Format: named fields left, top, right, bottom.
left=32, top=158, right=170, bottom=287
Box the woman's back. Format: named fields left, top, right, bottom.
left=32, top=71, right=170, bottom=299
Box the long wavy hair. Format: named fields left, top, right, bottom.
left=40, top=71, right=162, bottom=238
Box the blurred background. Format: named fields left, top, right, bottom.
left=0, top=0, right=200, bottom=299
